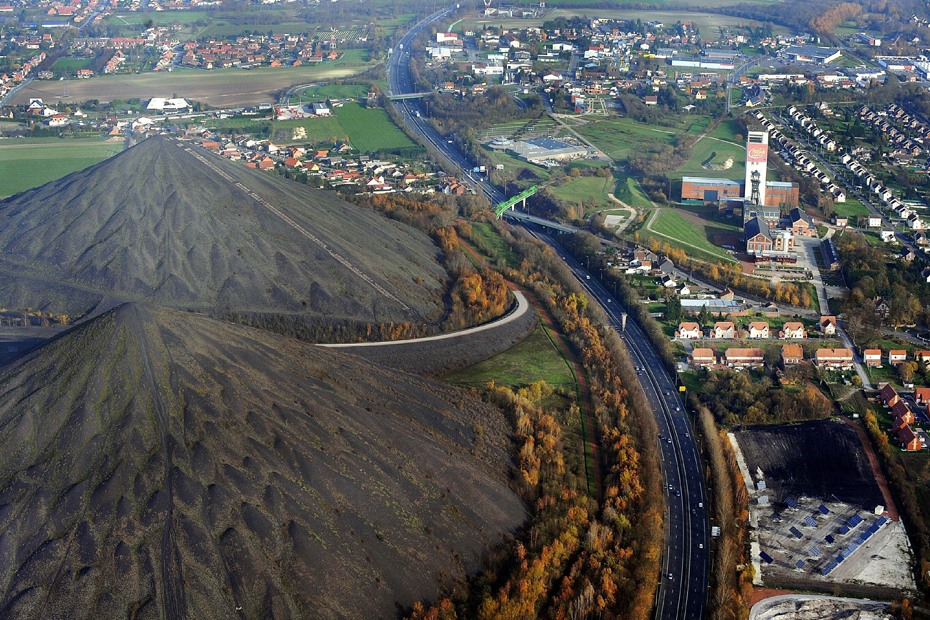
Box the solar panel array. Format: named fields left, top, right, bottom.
left=767, top=507, right=891, bottom=580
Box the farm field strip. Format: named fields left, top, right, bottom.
left=10, top=60, right=375, bottom=108
left=0, top=139, right=124, bottom=198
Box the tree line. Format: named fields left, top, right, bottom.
left=409, top=219, right=664, bottom=620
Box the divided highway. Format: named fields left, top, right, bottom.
left=387, top=5, right=505, bottom=205
left=387, top=10, right=708, bottom=618
left=536, top=232, right=709, bottom=620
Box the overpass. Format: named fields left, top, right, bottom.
left=495, top=185, right=538, bottom=218
left=386, top=92, right=432, bottom=100
left=502, top=210, right=577, bottom=234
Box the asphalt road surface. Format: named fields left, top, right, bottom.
left=387, top=5, right=505, bottom=205
left=532, top=229, right=709, bottom=620
left=318, top=290, right=528, bottom=348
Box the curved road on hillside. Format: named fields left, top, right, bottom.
left=319, top=290, right=528, bottom=348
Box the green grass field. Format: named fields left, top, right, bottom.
left=107, top=10, right=216, bottom=25
left=484, top=149, right=551, bottom=187
left=51, top=57, right=95, bottom=73
left=551, top=175, right=614, bottom=208
left=470, top=222, right=519, bottom=268
left=646, top=208, right=736, bottom=262
left=273, top=116, right=346, bottom=145
left=0, top=138, right=124, bottom=198
left=334, top=102, right=416, bottom=152
left=614, top=174, right=654, bottom=209
left=442, top=323, right=576, bottom=389
left=709, top=118, right=743, bottom=142
left=300, top=84, right=370, bottom=101
left=833, top=198, right=871, bottom=218
left=672, top=135, right=745, bottom=180
left=576, top=118, right=676, bottom=161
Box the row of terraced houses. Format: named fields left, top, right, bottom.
left=676, top=316, right=837, bottom=340
left=878, top=384, right=925, bottom=451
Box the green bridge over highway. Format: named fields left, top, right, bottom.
left=495, top=186, right=538, bottom=218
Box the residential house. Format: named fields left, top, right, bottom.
left=761, top=302, right=780, bottom=318
left=691, top=348, right=717, bottom=368
left=915, top=386, right=930, bottom=405
left=897, top=424, right=922, bottom=451
left=916, top=351, right=930, bottom=368
left=780, top=322, right=806, bottom=339
left=814, top=348, right=854, bottom=369
left=748, top=322, right=770, bottom=338
left=889, top=350, right=907, bottom=366
left=782, top=343, right=803, bottom=366
left=713, top=321, right=735, bottom=339
left=867, top=215, right=882, bottom=228
left=819, top=315, right=837, bottom=335
left=880, top=229, right=897, bottom=243
left=892, top=400, right=914, bottom=423
left=864, top=349, right=882, bottom=367
left=880, top=383, right=901, bottom=407
left=725, top=347, right=765, bottom=369
left=676, top=322, right=702, bottom=339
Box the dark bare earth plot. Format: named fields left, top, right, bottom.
left=735, top=420, right=915, bottom=595
left=734, top=419, right=883, bottom=510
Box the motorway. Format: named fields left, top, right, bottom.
left=388, top=9, right=708, bottom=618
left=386, top=5, right=506, bottom=205
left=534, top=230, right=709, bottom=620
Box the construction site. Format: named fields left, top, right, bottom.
left=730, top=420, right=916, bottom=596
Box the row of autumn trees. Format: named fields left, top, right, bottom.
left=697, top=407, right=754, bottom=620
left=409, top=217, right=664, bottom=620
left=354, top=193, right=510, bottom=332
left=562, top=230, right=753, bottom=620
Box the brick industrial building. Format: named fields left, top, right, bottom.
left=680, top=177, right=799, bottom=208
left=679, top=131, right=799, bottom=208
